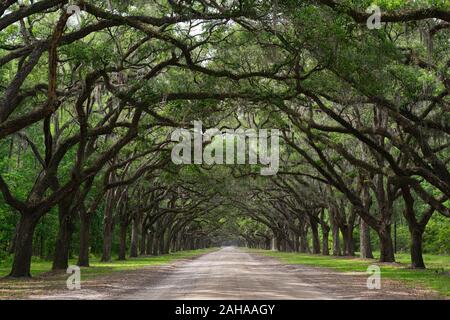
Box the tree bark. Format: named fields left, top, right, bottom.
left=359, top=219, right=373, bottom=258
left=410, top=227, right=426, bottom=269
left=341, top=225, right=355, bottom=256
left=52, top=200, right=75, bottom=270
left=378, top=225, right=395, bottom=262
left=401, top=186, right=426, bottom=268
left=310, top=218, right=321, bottom=254
left=9, top=213, right=39, bottom=278
left=331, top=220, right=341, bottom=256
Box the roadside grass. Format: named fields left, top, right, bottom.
left=0, top=248, right=217, bottom=299
left=249, top=249, right=450, bottom=298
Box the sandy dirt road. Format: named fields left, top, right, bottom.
left=30, top=247, right=439, bottom=300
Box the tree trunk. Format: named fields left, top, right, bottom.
left=310, top=219, right=321, bottom=254
left=410, top=226, right=426, bottom=269
left=9, top=213, right=39, bottom=278
left=359, top=219, right=373, bottom=259
left=77, top=209, right=91, bottom=267
left=401, top=186, right=426, bottom=269
left=332, top=222, right=341, bottom=256
left=322, top=227, right=329, bottom=256
left=52, top=201, right=75, bottom=270
left=378, top=225, right=395, bottom=262
left=341, top=225, right=355, bottom=256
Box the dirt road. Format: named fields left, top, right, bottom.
left=32, top=247, right=439, bottom=300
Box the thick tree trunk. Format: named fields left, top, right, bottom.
left=310, top=219, right=321, bottom=254
left=118, top=223, right=127, bottom=260
left=410, top=227, right=426, bottom=269
left=378, top=225, right=395, bottom=262
left=332, top=222, right=341, bottom=256
left=9, top=214, right=39, bottom=278
left=53, top=201, right=75, bottom=270
left=359, top=219, right=373, bottom=259
left=341, top=225, right=355, bottom=256
left=77, top=209, right=91, bottom=267
left=401, top=186, right=426, bottom=269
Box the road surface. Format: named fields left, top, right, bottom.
left=32, top=247, right=438, bottom=300
left=118, top=247, right=431, bottom=300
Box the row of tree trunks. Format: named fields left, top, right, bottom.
left=270, top=208, right=376, bottom=259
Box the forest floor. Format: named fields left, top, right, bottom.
left=0, top=247, right=445, bottom=300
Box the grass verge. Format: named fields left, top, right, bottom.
left=248, top=249, right=449, bottom=298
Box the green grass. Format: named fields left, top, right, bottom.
left=0, top=248, right=217, bottom=279
left=249, top=249, right=450, bottom=298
